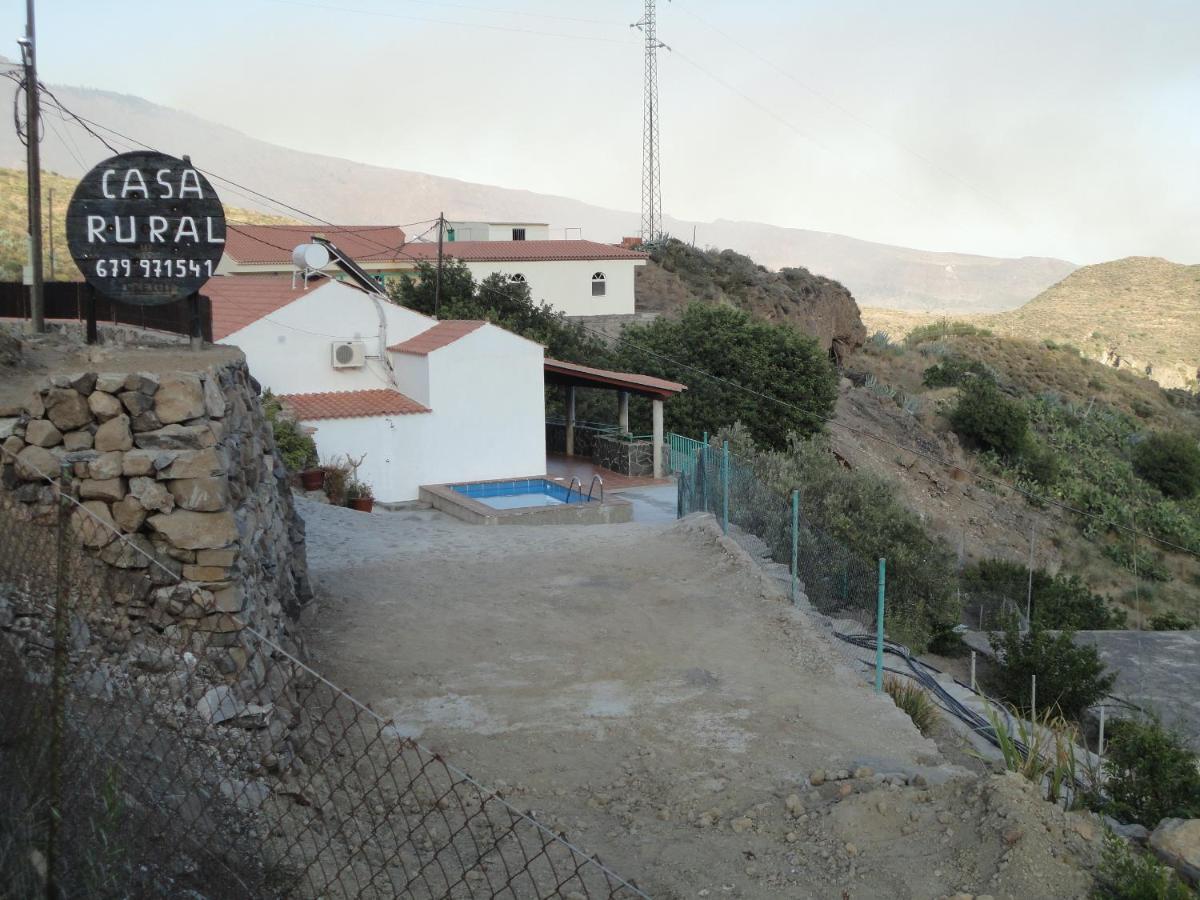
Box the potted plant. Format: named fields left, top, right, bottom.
left=300, top=465, right=326, bottom=491
left=321, top=457, right=351, bottom=506
left=346, top=479, right=374, bottom=513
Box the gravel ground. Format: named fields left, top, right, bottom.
left=300, top=499, right=1106, bottom=899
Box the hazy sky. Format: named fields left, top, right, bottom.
left=7, top=0, right=1199, bottom=263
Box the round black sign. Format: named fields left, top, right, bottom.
left=66, top=151, right=226, bottom=306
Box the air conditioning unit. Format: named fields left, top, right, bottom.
left=331, top=341, right=366, bottom=368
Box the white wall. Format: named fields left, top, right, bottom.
left=222, top=281, right=546, bottom=502
left=224, top=281, right=434, bottom=395
left=465, top=258, right=640, bottom=317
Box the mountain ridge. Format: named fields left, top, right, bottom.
left=3, top=80, right=1075, bottom=310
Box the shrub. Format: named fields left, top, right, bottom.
left=883, top=675, right=939, bottom=736
left=984, top=700, right=1082, bottom=805
left=261, top=390, right=317, bottom=473
left=962, top=560, right=1124, bottom=631
left=1149, top=611, right=1196, bottom=631
left=617, top=304, right=838, bottom=450
left=904, top=320, right=992, bottom=346
left=1132, top=432, right=1200, bottom=500
left=1101, top=716, right=1200, bottom=826
left=950, top=378, right=1031, bottom=459
left=922, top=357, right=995, bottom=389
left=321, top=458, right=351, bottom=506
left=1093, top=832, right=1196, bottom=899
left=988, top=623, right=1115, bottom=721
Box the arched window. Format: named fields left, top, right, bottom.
left=591, top=271, right=606, bottom=297
left=510, top=273, right=526, bottom=283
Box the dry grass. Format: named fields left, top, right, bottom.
left=0, top=167, right=297, bottom=282
left=883, top=675, right=940, bottom=736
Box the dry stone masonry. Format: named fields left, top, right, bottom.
left=0, top=357, right=312, bottom=669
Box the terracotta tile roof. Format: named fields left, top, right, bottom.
left=225, top=224, right=408, bottom=264
left=279, top=389, right=430, bottom=420
left=387, top=320, right=486, bottom=354
left=543, top=358, right=687, bottom=399
left=401, top=240, right=649, bottom=263
left=204, top=273, right=333, bottom=341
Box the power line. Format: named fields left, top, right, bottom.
left=36, top=96, right=1196, bottom=562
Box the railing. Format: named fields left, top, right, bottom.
left=665, top=432, right=707, bottom=477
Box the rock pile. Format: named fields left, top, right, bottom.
left=0, top=358, right=311, bottom=672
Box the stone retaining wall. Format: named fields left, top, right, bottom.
left=0, top=357, right=311, bottom=670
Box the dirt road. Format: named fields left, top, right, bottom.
left=301, top=500, right=1103, bottom=899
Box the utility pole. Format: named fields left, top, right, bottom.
left=633, top=0, right=668, bottom=245
left=21, top=0, right=45, bottom=331
left=47, top=187, right=54, bottom=279
left=433, top=211, right=444, bottom=319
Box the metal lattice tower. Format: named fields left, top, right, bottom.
left=634, top=0, right=667, bottom=244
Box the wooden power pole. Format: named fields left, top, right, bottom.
left=433, top=211, right=444, bottom=319
left=21, top=0, right=46, bottom=331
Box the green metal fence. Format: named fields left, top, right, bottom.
left=676, top=438, right=889, bottom=688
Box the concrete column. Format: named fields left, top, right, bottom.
left=652, top=398, right=664, bottom=478
left=565, top=385, right=576, bottom=457
left=618, top=390, right=630, bottom=434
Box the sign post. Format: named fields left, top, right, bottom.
left=66, top=151, right=224, bottom=345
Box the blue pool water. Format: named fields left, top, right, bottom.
left=451, top=478, right=593, bottom=510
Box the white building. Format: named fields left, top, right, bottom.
left=219, top=223, right=647, bottom=318
left=205, top=273, right=545, bottom=502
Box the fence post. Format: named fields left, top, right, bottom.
left=701, top=432, right=709, bottom=513
left=1031, top=673, right=1037, bottom=721
left=46, top=460, right=73, bottom=897
left=970, top=650, right=977, bottom=692
left=790, top=489, right=799, bottom=605
left=875, top=557, right=886, bottom=694
left=721, top=441, right=730, bottom=535
left=1098, top=705, right=1106, bottom=756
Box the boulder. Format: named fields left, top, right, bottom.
left=79, top=478, right=125, bottom=502
left=99, top=533, right=155, bottom=569
left=169, top=477, right=229, bottom=512
left=14, top=444, right=58, bottom=481
left=87, top=391, right=123, bottom=421
left=111, top=495, right=148, bottom=533
left=1150, top=818, right=1200, bottom=886
left=94, top=373, right=127, bottom=394
left=155, top=374, right=206, bottom=425
left=159, top=447, right=225, bottom=479
left=124, top=372, right=159, bottom=395
left=3, top=435, right=24, bottom=458
left=203, top=374, right=226, bottom=418
left=148, top=509, right=237, bottom=550
left=73, top=501, right=117, bottom=547
left=122, top=449, right=176, bottom=476
left=134, top=424, right=216, bottom=451
left=25, top=419, right=63, bottom=448
left=44, top=388, right=93, bottom=431
left=118, top=390, right=155, bottom=417
left=0, top=417, right=19, bottom=440
left=130, top=411, right=164, bottom=433
left=94, top=415, right=134, bottom=452
left=62, top=430, right=94, bottom=451
left=197, top=685, right=245, bottom=724
left=88, top=451, right=125, bottom=480
left=26, top=390, right=44, bottom=418
left=68, top=372, right=97, bottom=395
left=128, top=476, right=175, bottom=513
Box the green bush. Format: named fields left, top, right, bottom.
left=1100, top=716, right=1200, bottom=826
left=1093, top=832, right=1196, bottom=899
left=1133, top=432, right=1200, bottom=500
left=950, top=378, right=1031, bottom=459
left=962, top=560, right=1125, bottom=630
left=1149, top=611, right=1196, bottom=631
left=987, top=623, right=1115, bottom=721
left=884, top=675, right=940, bottom=736
left=618, top=304, right=838, bottom=450
left=262, top=390, right=317, bottom=473
left=922, top=357, right=994, bottom=389
left=711, top=424, right=959, bottom=650
left=904, top=320, right=992, bottom=346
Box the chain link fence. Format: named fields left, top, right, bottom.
left=0, top=450, right=647, bottom=899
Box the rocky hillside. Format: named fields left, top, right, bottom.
left=863, top=257, right=1200, bottom=392
left=636, top=239, right=867, bottom=360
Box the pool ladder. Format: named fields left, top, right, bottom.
left=587, top=475, right=604, bottom=503
left=564, top=475, right=604, bottom=504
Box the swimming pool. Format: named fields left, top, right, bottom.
left=451, top=478, right=592, bottom=509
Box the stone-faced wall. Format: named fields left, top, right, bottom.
left=0, top=357, right=311, bottom=666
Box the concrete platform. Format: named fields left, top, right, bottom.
left=420, top=478, right=633, bottom=526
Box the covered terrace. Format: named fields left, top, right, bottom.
left=543, top=358, right=686, bottom=480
